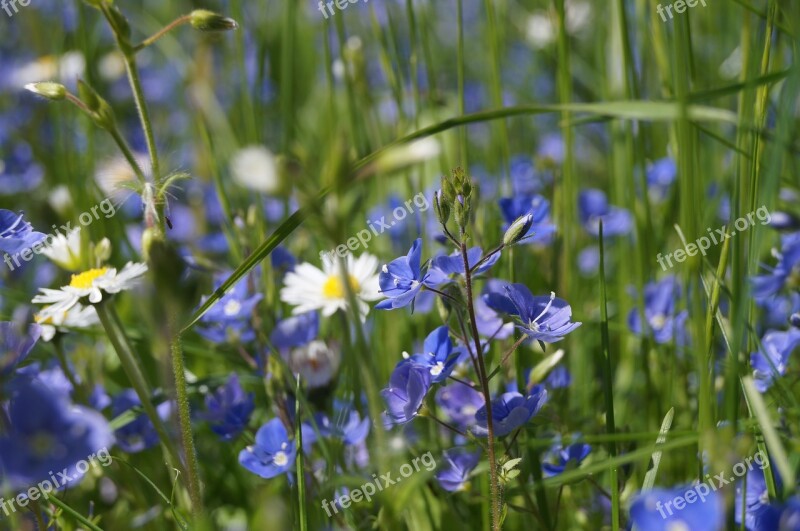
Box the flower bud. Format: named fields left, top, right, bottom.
left=791, top=312, right=800, bottom=328
left=94, top=238, right=112, bottom=264
left=190, top=9, right=239, bottom=32
left=434, top=190, right=451, bottom=227
left=503, top=213, right=534, bottom=246
left=24, top=82, right=67, bottom=101
left=78, top=80, right=101, bottom=111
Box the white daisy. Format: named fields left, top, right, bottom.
left=230, top=145, right=279, bottom=193
left=41, top=229, right=82, bottom=271
left=32, top=262, right=148, bottom=319
left=35, top=304, right=99, bottom=342
left=280, top=253, right=381, bottom=319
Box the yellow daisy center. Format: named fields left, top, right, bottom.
left=322, top=274, right=360, bottom=299
left=69, top=267, right=109, bottom=290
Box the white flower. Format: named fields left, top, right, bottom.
left=95, top=153, right=150, bottom=201
left=32, top=262, right=148, bottom=319
left=35, top=304, right=99, bottom=342
left=288, top=340, right=341, bottom=389
left=41, top=229, right=82, bottom=271
left=230, top=145, right=279, bottom=193
left=11, top=51, right=85, bottom=88
left=280, top=253, right=381, bottom=319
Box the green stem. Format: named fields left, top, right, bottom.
left=170, top=325, right=204, bottom=516
left=95, top=302, right=179, bottom=467
left=133, top=15, right=191, bottom=52
left=460, top=241, right=501, bottom=531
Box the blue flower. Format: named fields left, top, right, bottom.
left=628, top=276, right=689, bottom=345
left=475, top=281, right=515, bottom=339
left=430, top=246, right=501, bottom=279
left=735, top=466, right=783, bottom=531
left=201, top=374, right=254, bottom=440
left=646, top=157, right=677, bottom=202
left=0, top=378, right=113, bottom=491
left=750, top=329, right=800, bottom=392
left=0, top=142, right=43, bottom=196
left=751, top=232, right=800, bottom=299
left=405, top=326, right=462, bottom=383
left=376, top=239, right=434, bottom=310
left=473, top=387, right=547, bottom=437
left=498, top=194, right=556, bottom=245
left=578, top=189, right=633, bottom=237
left=544, top=366, right=572, bottom=390
left=381, top=362, right=432, bottom=427
left=630, top=487, right=724, bottom=531
left=484, top=283, right=581, bottom=343
left=0, top=209, right=45, bottom=255
left=436, top=383, right=484, bottom=430
left=112, top=390, right=173, bottom=453
left=435, top=448, right=481, bottom=492
left=197, top=273, right=263, bottom=344
left=303, top=403, right=370, bottom=447
left=0, top=322, right=40, bottom=377
left=239, top=418, right=296, bottom=479
left=270, top=311, right=319, bottom=350
left=542, top=443, right=592, bottom=477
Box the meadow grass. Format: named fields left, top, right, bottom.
left=1, top=0, right=799, bottom=530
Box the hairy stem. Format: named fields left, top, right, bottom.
left=460, top=242, right=501, bottom=531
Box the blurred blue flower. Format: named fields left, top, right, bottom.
left=646, top=157, right=677, bottom=202
left=484, top=284, right=581, bottom=343
left=112, top=390, right=172, bottom=454
left=735, top=466, right=783, bottom=531
left=0, top=209, right=45, bottom=255
left=750, top=329, right=800, bottom=392
left=303, top=403, right=370, bottom=448
left=544, top=366, right=572, bottom=390
left=270, top=312, right=319, bottom=350
left=498, top=194, right=556, bottom=245
left=630, top=487, right=724, bottom=531
left=239, top=418, right=296, bottom=479
left=201, top=374, right=254, bottom=441
left=381, top=362, right=432, bottom=427
left=578, top=189, right=633, bottom=237
left=16, top=361, right=75, bottom=399
left=436, top=383, right=484, bottom=430
left=508, top=156, right=542, bottom=195
left=628, top=276, right=689, bottom=345
left=475, top=280, right=515, bottom=340
left=0, top=378, right=112, bottom=491
left=197, top=273, right=263, bottom=344
left=542, top=443, right=591, bottom=477
left=376, top=239, right=435, bottom=310
left=751, top=232, right=800, bottom=300
left=473, top=387, right=547, bottom=437
left=430, top=246, right=501, bottom=280
left=0, top=322, right=40, bottom=377
left=435, top=448, right=481, bottom=492
left=0, top=143, right=43, bottom=195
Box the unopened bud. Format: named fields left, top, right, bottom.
left=434, top=190, right=451, bottom=227
left=503, top=213, right=534, bottom=246
left=791, top=312, right=800, bottom=328
left=24, top=82, right=66, bottom=101
left=190, top=9, right=239, bottom=32
left=94, top=238, right=112, bottom=264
